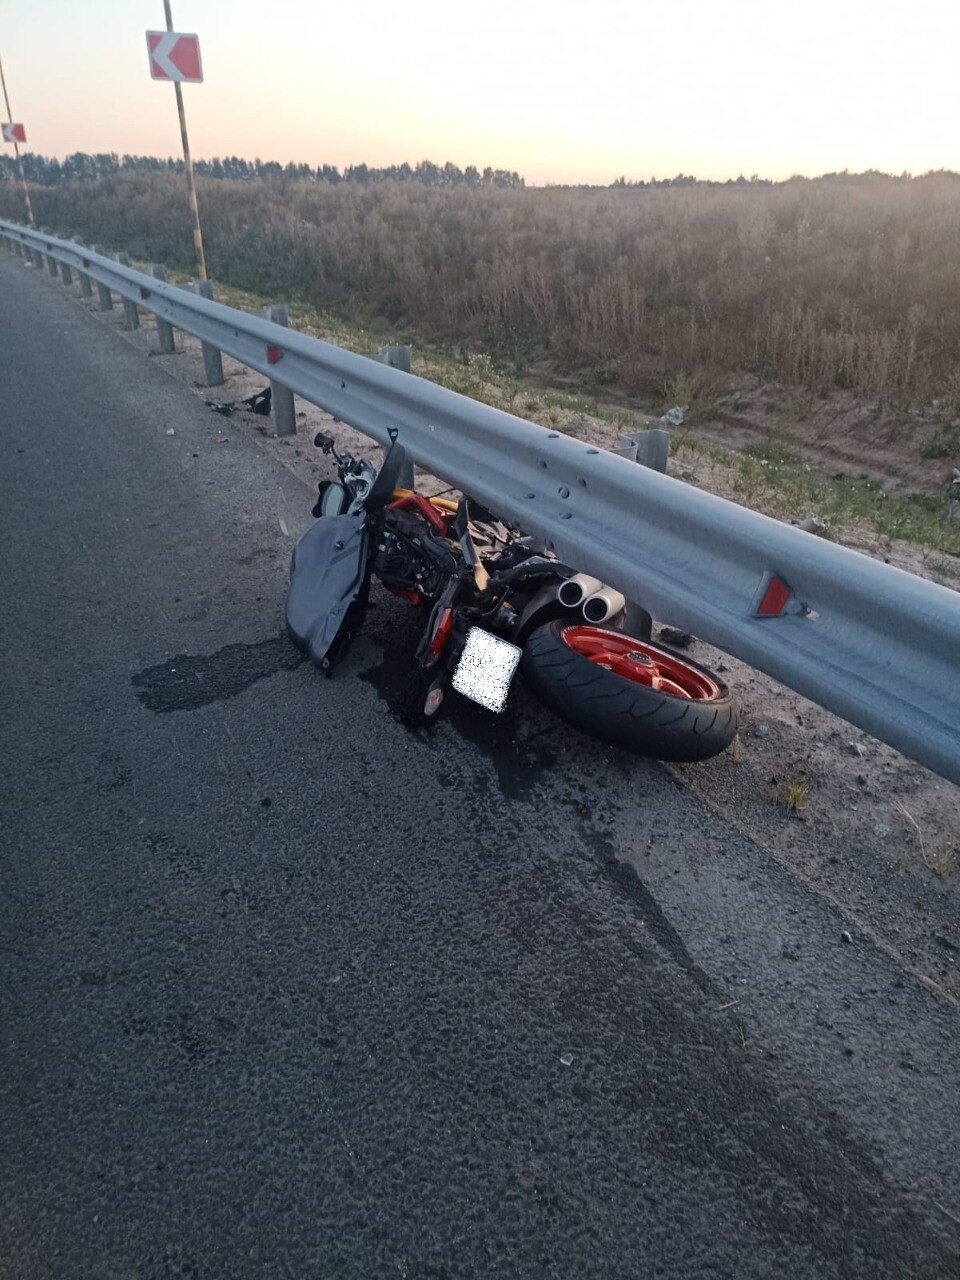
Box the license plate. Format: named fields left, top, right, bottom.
left=451, top=627, right=522, bottom=713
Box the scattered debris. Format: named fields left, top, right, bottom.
left=849, top=742, right=867, bottom=758
left=796, top=514, right=831, bottom=536
left=841, top=930, right=853, bottom=944
left=206, top=387, right=272, bottom=418
left=659, top=626, right=693, bottom=649
left=559, top=1052, right=574, bottom=1067
left=164, top=427, right=175, bottom=436
left=213, top=435, right=228, bottom=444
left=952, top=467, right=960, bottom=485
left=659, top=405, right=685, bottom=427
left=934, top=1201, right=960, bottom=1228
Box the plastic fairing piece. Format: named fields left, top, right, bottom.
left=286, top=514, right=370, bottom=668
left=365, top=440, right=408, bottom=513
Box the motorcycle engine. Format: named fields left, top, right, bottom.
left=373, top=508, right=459, bottom=601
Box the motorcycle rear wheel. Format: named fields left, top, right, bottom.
left=523, top=620, right=737, bottom=762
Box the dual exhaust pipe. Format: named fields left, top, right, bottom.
left=558, top=574, right=626, bottom=624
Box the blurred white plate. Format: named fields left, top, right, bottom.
left=451, top=627, right=522, bottom=713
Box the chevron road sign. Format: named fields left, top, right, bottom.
left=146, top=31, right=203, bottom=82
left=2, top=123, right=26, bottom=143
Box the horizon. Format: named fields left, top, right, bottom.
left=2, top=0, right=958, bottom=186
left=3, top=149, right=955, bottom=190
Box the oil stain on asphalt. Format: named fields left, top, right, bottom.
left=132, top=634, right=304, bottom=713
left=356, top=611, right=559, bottom=802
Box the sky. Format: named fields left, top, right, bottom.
left=1, top=0, right=958, bottom=185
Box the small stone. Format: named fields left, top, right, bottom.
left=841, top=930, right=853, bottom=945
left=165, top=427, right=175, bottom=436
left=873, top=823, right=891, bottom=838
left=559, top=1052, right=574, bottom=1067
left=849, top=742, right=866, bottom=758
left=659, top=626, right=693, bottom=649
left=754, top=723, right=770, bottom=738
left=798, top=514, right=830, bottom=536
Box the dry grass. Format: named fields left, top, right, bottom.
left=8, top=168, right=960, bottom=406
left=894, top=800, right=957, bottom=877
left=775, top=778, right=809, bottom=814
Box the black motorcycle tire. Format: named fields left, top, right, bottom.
left=523, top=619, right=737, bottom=763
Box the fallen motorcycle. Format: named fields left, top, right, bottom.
left=286, top=431, right=737, bottom=762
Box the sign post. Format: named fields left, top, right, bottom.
left=0, top=56, right=34, bottom=225
left=147, top=2, right=207, bottom=279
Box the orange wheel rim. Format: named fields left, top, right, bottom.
left=560, top=626, right=721, bottom=701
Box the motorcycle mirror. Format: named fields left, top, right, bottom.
left=314, top=431, right=335, bottom=453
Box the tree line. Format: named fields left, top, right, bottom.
left=0, top=152, right=526, bottom=188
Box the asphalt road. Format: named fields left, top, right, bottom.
left=2, top=255, right=959, bottom=1279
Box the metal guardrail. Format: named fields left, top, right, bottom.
left=3, top=218, right=960, bottom=786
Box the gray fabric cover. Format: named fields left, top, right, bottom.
left=285, top=514, right=369, bottom=667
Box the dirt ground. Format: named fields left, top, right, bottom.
left=706, top=374, right=959, bottom=497
left=39, top=268, right=960, bottom=1007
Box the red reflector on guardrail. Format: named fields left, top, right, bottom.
left=756, top=575, right=791, bottom=616
left=267, top=345, right=282, bottom=364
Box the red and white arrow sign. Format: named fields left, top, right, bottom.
left=2, top=123, right=26, bottom=144
left=146, top=31, right=203, bottom=82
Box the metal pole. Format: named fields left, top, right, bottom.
left=0, top=55, right=34, bottom=225
left=162, top=0, right=206, bottom=279
left=262, top=304, right=297, bottom=436
left=377, top=346, right=416, bottom=487
left=151, top=265, right=176, bottom=353
left=191, top=279, right=224, bottom=385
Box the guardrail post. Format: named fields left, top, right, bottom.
left=151, top=265, right=176, bottom=354
left=191, top=279, right=225, bottom=386
left=613, top=428, right=668, bottom=639
left=261, top=304, right=297, bottom=436
left=116, top=254, right=140, bottom=329
left=74, top=241, right=93, bottom=298
left=59, top=261, right=73, bottom=288
left=376, top=346, right=416, bottom=486
left=46, top=252, right=59, bottom=278
left=618, top=428, right=670, bottom=474
left=91, top=247, right=113, bottom=309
